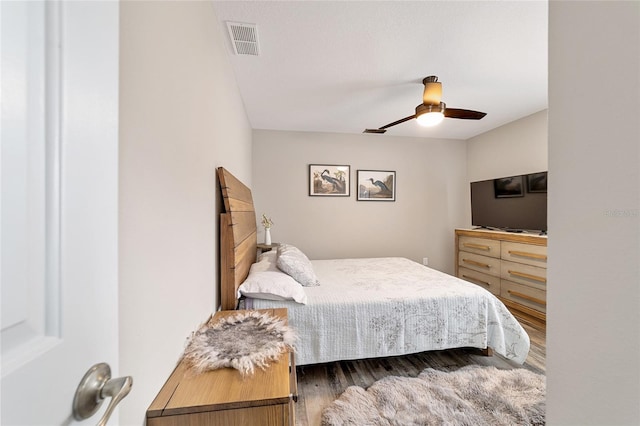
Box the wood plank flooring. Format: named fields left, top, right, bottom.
left=294, top=315, right=545, bottom=426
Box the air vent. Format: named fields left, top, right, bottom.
left=226, top=22, right=260, bottom=56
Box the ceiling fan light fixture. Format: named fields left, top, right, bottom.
left=415, top=103, right=445, bottom=127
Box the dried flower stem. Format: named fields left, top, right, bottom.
left=261, top=213, right=273, bottom=229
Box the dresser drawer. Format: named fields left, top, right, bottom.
left=458, top=252, right=501, bottom=277
left=501, top=241, right=547, bottom=268
left=457, top=267, right=501, bottom=295
left=458, top=236, right=501, bottom=259
left=501, top=280, right=546, bottom=313
left=500, top=260, right=547, bottom=291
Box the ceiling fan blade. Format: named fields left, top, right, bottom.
left=363, top=114, right=416, bottom=134
left=444, top=108, right=487, bottom=120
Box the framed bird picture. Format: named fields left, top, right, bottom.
left=309, top=164, right=351, bottom=196
left=357, top=170, right=396, bottom=201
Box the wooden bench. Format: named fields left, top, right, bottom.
left=146, top=308, right=297, bottom=426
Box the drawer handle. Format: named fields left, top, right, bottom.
left=462, top=275, right=491, bottom=287
left=507, top=290, right=546, bottom=306
left=507, top=270, right=547, bottom=283
left=508, top=250, right=547, bottom=261
left=463, top=259, right=491, bottom=269
left=463, top=242, right=491, bottom=251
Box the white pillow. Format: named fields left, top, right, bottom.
left=258, top=250, right=277, bottom=264
left=237, top=251, right=308, bottom=304
left=276, top=244, right=320, bottom=287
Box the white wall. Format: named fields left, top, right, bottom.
left=467, top=109, right=548, bottom=182
left=547, top=1, right=639, bottom=424
left=118, top=2, right=252, bottom=424
left=252, top=130, right=468, bottom=273
left=112, top=2, right=640, bottom=424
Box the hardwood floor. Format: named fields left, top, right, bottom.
left=293, top=314, right=546, bottom=426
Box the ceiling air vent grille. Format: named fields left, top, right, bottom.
left=226, top=22, right=259, bottom=56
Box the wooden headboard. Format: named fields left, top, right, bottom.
left=217, top=167, right=257, bottom=310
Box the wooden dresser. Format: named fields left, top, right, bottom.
left=455, top=228, right=547, bottom=325
left=146, top=308, right=297, bottom=426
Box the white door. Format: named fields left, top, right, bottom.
left=1, top=2, right=121, bottom=425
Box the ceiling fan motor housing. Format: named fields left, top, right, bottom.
left=416, top=102, right=445, bottom=115
left=423, top=76, right=443, bottom=105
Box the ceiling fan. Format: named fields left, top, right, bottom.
left=363, top=76, right=487, bottom=134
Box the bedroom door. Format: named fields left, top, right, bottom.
left=1, top=2, right=121, bottom=424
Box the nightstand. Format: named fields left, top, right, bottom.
left=257, top=242, right=279, bottom=254
left=146, top=308, right=296, bottom=426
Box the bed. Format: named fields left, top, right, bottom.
left=217, top=167, right=530, bottom=366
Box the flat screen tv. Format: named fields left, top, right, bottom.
left=471, top=172, right=547, bottom=234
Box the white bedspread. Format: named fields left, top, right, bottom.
left=247, top=257, right=530, bottom=365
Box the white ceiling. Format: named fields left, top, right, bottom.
left=211, top=1, right=548, bottom=140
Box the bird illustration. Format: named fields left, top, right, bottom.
left=368, top=178, right=390, bottom=193
left=321, top=169, right=345, bottom=193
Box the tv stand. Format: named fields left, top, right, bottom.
left=455, top=228, right=547, bottom=326
left=473, top=226, right=498, bottom=231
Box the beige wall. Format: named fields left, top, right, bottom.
left=118, top=2, right=252, bottom=424
left=460, top=110, right=548, bottom=231
left=252, top=130, right=468, bottom=273
left=467, top=109, right=548, bottom=182
left=547, top=1, right=639, bottom=424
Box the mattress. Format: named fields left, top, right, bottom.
left=246, top=257, right=530, bottom=366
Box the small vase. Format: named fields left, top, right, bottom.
left=264, top=228, right=271, bottom=245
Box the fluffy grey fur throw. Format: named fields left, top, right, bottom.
left=181, top=310, right=296, bottom=376
left=321, top=365, right=545, bottom=426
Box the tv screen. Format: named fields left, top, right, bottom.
left=471, top=172, right=547, bottom=233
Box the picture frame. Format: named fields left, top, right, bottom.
left=357, top=170, right=396, bottom=201
left=494, top=175, right=524, bottom=198
left=526, top=171, right=548, bottom=193
left=309, top=164, right=350, bottom=196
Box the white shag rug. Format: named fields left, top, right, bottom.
left=181, top=310, right=296, bottom=376
left=321, top=365, right=545, bottom=426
